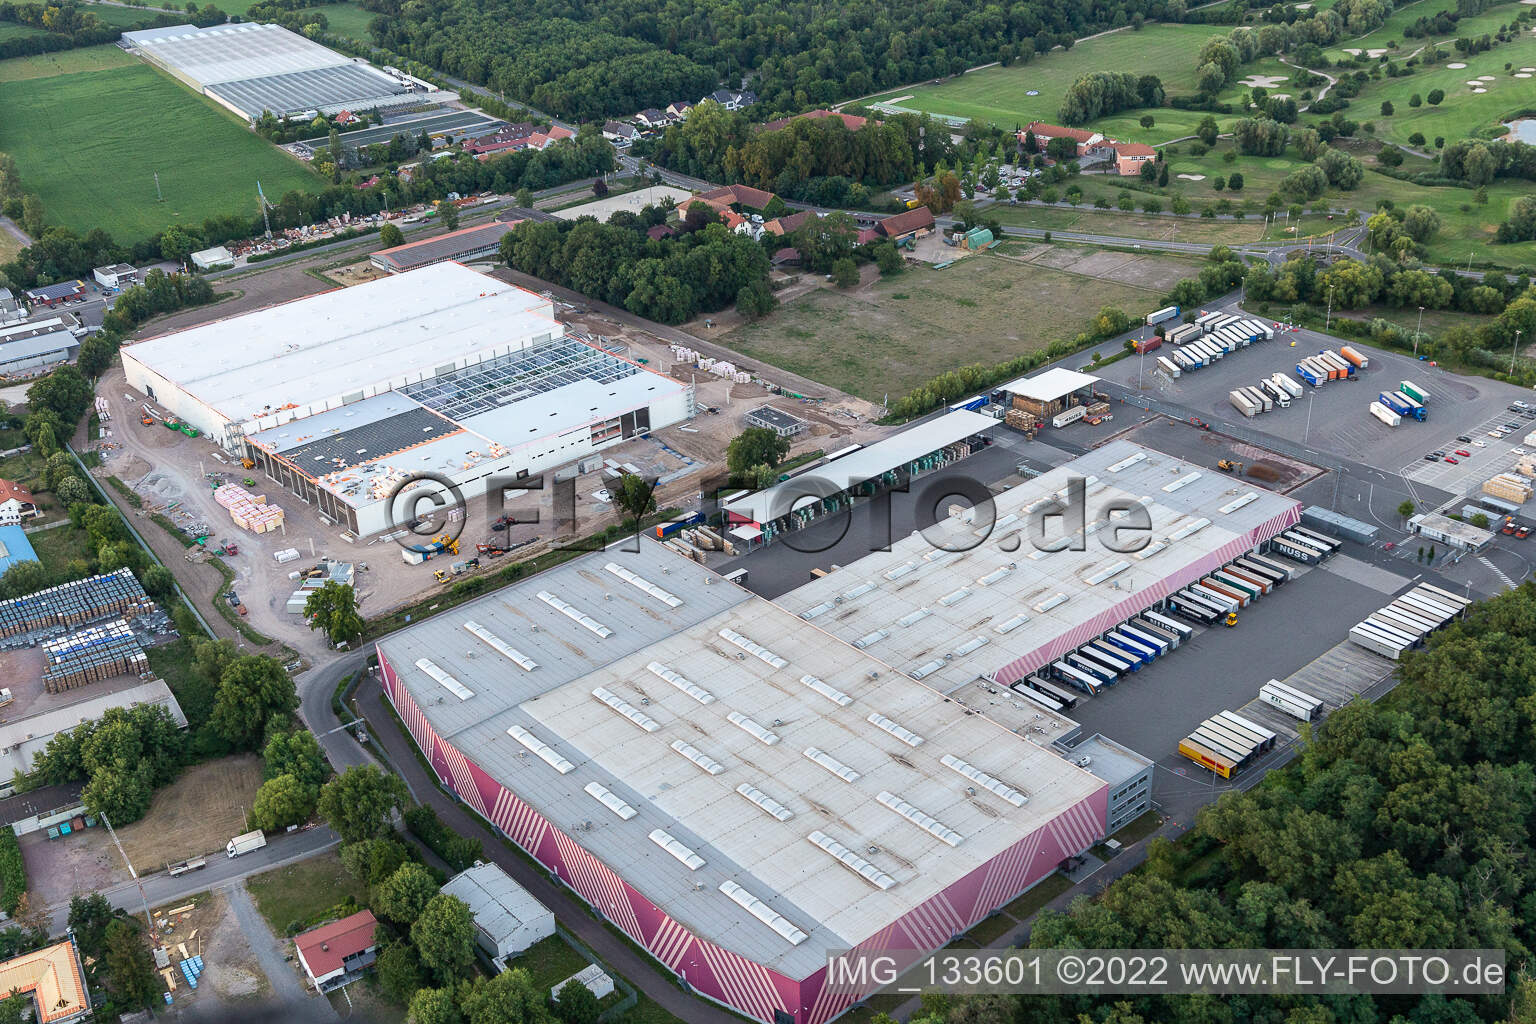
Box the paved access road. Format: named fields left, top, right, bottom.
left=44, top=825, right=340, bottom=935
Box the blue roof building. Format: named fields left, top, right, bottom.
left=0, top=525, right=39, bottom=577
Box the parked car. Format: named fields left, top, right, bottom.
left=1457, top=434, right=1473, bottom=443
left=1445, top=456, right=1459, bottom=464
left=1424, top=453, right=1440, bottom=461
left=1455, top=449, right=1471, bottom=457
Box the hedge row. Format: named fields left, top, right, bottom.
left=0, top=828, right=26, bottom=916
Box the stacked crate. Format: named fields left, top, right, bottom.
left=40, top=619, right=148, bottom=692
left=1484, top=473, right=1534, bottom=504
left=213, top=483, right=285, bottom=533
left=0, top=568, right=156, bottom=640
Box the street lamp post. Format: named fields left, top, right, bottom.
left=1304, top=390, right=1315, bottom=446
left=1512, top=328, right=1523, bottom=375
left=1325, top=285, right=1334, bottom=333
left=1414, top=305, right=1424, bottom=360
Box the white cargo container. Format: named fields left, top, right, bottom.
left=1259, top=680, right=1323, bottom=720
left=1370, top=402, right=1401, bottom=427
left=1229, top=390, right=1258, bottom=418
left=1271, top=373, right=1302, bottom=398
left=1156, top=355, right=1181, bottom=378
left=1052, top=405, right=1087, bottom=428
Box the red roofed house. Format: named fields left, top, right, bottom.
left=294, top=910, right=378, bottom=991
left=0, top=479, right=37, bottom=525
left=463, top=123, right=575, bottom=158
left=763, top=210, right=814, bottom=236
left=760, top=109, right=873, bottom=133
left=1113, top=141, right=1157, bottom=176
left=695, top=184, right=777, bottom=212
left=874, top=206, right=935, bottom=242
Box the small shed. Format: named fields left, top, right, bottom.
left=190, top=246, right=234, bottom=271
left=442, top=861, right=554, bottom=961
left=963, top=227, right=994, bottom=249
left=92, top=265, right=138, bottom=289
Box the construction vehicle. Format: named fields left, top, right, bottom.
left=0, top=688, right=12, bottom=709
left=219, top=541, right=238, bottom=556
left=491, top=515, right=514, bottom=531
left=476, top=543, right=508, bottom=557
left=1217, top=459, right=1244, bottom=473
left=240, top=457, right=255, bottom=470
left=433, top=569, right=450, bottom=583
left=140, top=415, right=154, bottom=426
left=166, top=856, right=206, bottom=877
left=1224, top=612, right=1239, bottom=627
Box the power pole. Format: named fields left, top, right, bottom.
left=100, top=811, right=157, bottom=942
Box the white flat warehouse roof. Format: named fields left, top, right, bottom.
left=1000, top=367, right=1099, bottom=402
left=122, top=263, right=560, bottom=427
left=775, top=440, right=1302, bottom=693
left=124, top=22, right=351, bottom=86
left=376, top=540, right=1105, bottom=978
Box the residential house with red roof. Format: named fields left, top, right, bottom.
left=294, top=910, right=378, bottom=991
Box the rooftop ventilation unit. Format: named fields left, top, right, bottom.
left=800, top=601, right=835, bottom=620
left=727, top=711, right=781, bottom=746
left=719, top=880, right=809, bottom=945
left=718, top=628, right=787, bottom=668
left=462, top=621, right=538, bottom=671
left=1167, top=517, right=1211, bottom=541
left=853, top=629, right=890, bottom=649
left=735, top=782, right=793, bottom=821
left=800, top=674, right=853, bottom=707
left=940, top=754, right=1028, bottom=806
left=506, top=725, right=573, bottom=774
left=1033, top=592, right=1069, bottom=613
left=415, top=658, right=473, bottom=700
left=592, top=686, right=661, bottom=732
left=604, top=562, right=683, bottom=607
left=803, top=746, right=860, bottom=783
left=646, top=661, right=714, bottom=704
left=908, top=658, right=946, bottom=680
left=1085, top=560, right=1132, bottom=586
left=877, top=791, right=964, bottom=846
left=808, top=830, right=897, bottom=890
left=584, top=781, right=637, bottom=820
left=1162, top=472, right=1202, bottom=493
left=1219, top=492, right=1259, bottom=514
left=867, top=712, right=924, bottom=747
left=950, top=635, right=990, bottom=658
left=648, top=829, right=704, bottom=870
left=537, top=591, right=613, bottom=637
left=994, top=613, right=1031, bottom=634
left=1107, top=452, right=1147, bottom=473
left=670, top=739, right=726, bottom=776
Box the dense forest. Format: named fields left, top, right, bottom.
left=360, top=0, right=1185, bottom=121
left=894, top=583, right=1536, bottom=1024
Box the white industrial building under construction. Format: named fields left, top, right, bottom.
left=121, top=263, right=693, bottom=536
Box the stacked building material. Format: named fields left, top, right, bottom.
left=1484, top=473, right=1533, bottom=504
left=40, top=619, right=148, bottom=692
left=0, top=568, right=155, bottom=640
left=213, top=484, right=285, bottom=533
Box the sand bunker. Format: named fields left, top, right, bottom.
left=1474, top=87, right=1488, bottom=93
left=1479, top=74, right=1496, bottom=81
left=1467, top=80, right=1484, bottom=86
left=1239, top=74, right=1288, bottom=88
left=1447, top=62, right=1467, bottom=68
left=1518, top=73, right=1533, bottom=78
left=1177, top=173, right=1207, bottom=181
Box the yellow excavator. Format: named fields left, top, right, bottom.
left=1217, top=459, right=1244, bottom=473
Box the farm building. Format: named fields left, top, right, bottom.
left=0, top=939, right=89, bottom=1024
left=92, top=264, right=138, bottom=289
left=874, top=207, right=935, bottom=242
left=294, top=910, right=379, bottom=990
left=121, top=263, right=692, bottom=537
left=369, top=220, right=522, bottom=273
left=0, top=525, right=38, bottom=574
left=23, top=281, right=84, bottom=308
left=122, top=23, right=438, bottom=121
left=776, top=440, right=1302, bottom=697
left=0, top=318, right=79, bottom=378
left=997, top=367, right=1099, bottom=421
left=376, top=537, right=1107, bottom=1024
left=441, top=861, right=555, bottom=961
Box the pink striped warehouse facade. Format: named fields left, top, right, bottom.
left=987, top=506, right=1303, bottom=686
left=377, top=650, right=1109, bottom=1024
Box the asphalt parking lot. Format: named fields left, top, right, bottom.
left=1065, top=555, right=1404, bottom=764
left=1092, top=320, right=1535, bottom=483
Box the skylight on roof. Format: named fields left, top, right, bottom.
left=719, top=881, right=808, bottom=945
left=877, top=791, right=964, bottom=846
left=604, top=561, right=683, bottom=607
left=800, top=674, right=853, bottom=706
left=940, top=754, right=1028, bottom=806
left=506, top=725, right=574, bottom=774
left=537, top=591, right=613, bottom=637
left=736, top=782, right=793, bottom=821
left=718, top=628, right=787, bottom=668
left=592, top=686, right=661, bottom=732
left=808, top=830, right=896, bottom=889
left=803, top=747, right=860, bottom=782
left=670, top=739, right=725, bottom=776
left=415, top=658, right=473, bottom=700
left=463, top=621, right=537, bottom=671
left=646, top=661, right=714, bottom=704
left=867, top=712, right=924, bottom=747
left=649, top=829, right=704, bottom=870
left=584, top=781, right=637, bottom=820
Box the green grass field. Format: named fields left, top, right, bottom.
left=77, top=2, right=166, bottom=26
left=0, top=22, right=49, bottom=41
left=0, top=58, right=318, bottom=239
left=720, top=252, right=1188, bottom=401
left=246, top=851, right=367, bottom=934
left=1325, top=0, right=1523, bottom=60
left=320, top=2, right=378, bottom=42
left=864, top=23, right=1221, bottom=143
left=0, top=43, right=134, bottom=81
left=1354, top=30, right=1536, bottom=149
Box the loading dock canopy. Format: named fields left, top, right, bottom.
left=998, top=367, right=1099, bottom=402
left=722, top=409, right=997, bottom=525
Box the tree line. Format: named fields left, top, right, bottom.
left=359, top=0, right=1180, bottom=121
left=896, top=582, right=1536, bottom=1024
